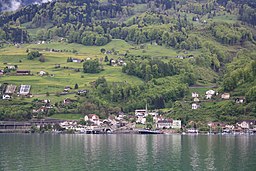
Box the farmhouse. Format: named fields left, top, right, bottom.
left=172, top=120, right=182, bottom=129
left=5, top=85, right=17, bottom=94
left=77, top=90, right=87, bottom=95
left=235, top=97, right=245, bottom=104
left=32, top=106, right=47, bottom=113
left=237, top=120, right=256, bottom=130
left=72, top=58, right=84, bottom=63
left=16, top=70, right=31, bottom=75
left=7, top=65, right=16, bottom=70
left=192, top=92, right=199, bottom=98
left=205, top=90, right=215, bottom=99
left=19, top=85, right=31, bottom=95
left=135, top=109, right=147, bottom=116
left=63, top=98, right=76, bottom=104
left=193, top=97, right=200, bottom=102
left=2, top=94, right=11, bottom=100
left=157, top=119, right=172, bottom=129
left=84, top=114, right=100, bottom=126
left=192, top=103, right=200, bottom=109
left=39, top=71, right=47, bottom=76
left=55, top=64, right=61, bottom=68
left=221, top=93, right=230, bottom=100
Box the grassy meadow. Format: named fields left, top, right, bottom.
left=1, top=39, right=187, bottom=102
left=48, top=114, right=83, bottom=120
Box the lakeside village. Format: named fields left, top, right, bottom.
left=0, top=105, right=256, bottom=135
left=0, top=80, right=256, bottom=134
left=0, top=66, right=254, bottom=135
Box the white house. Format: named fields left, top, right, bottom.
left=7, top=65, right=16, bottom=70
left=136, top=116, right=147, bottom=124
left=235, top=97, right=245, bottom=104
left=72, top=58, right=83, bottom=63
left=205, top=90, right=215, bottom=99
left=237, top=121, right=250, bottom=129
left=2, top=94, right=11, bottom=100
left=39, top=71, right=47, bottom=76
left=192, top=92, right=199, bottom=98
left=193, top=97, right=200, bottom=102
left=135, top=109, right=147, bottom=116
left=172, top=120, right=182, bottom=129
left=84, top=114, right=100, bottom=126
left=156, top=119, right=172, bottom=129
left=192, top=103, right=199, bottom=110
left=237, top=120, right=256, bottom=129
left=221, top=93, right=230, bottom=100
left=19, top=85, right=31, bottom=95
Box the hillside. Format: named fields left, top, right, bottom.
left=0, top=0, right=255, bottom=124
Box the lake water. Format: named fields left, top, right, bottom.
left=0, top=134, right=255, bottom=171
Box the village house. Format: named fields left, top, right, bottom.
left=63, top=98, right=76, bottom=104
left=205, top=90, right=215, bottom=99
left=235, top=97, right=245, bottom=104
left=208, top=122, right=226, bottom=133
left=72, top=58, right=84, bottom=63
left=156, top=118, right=182, bottom=129
left=2, top=94, right=11, bottom=100
left=55, top=64, right=61, bottom=68
left=135, top=108, right=159, bottom=124
left=176, top=55, right=184, bottom=59
left=135, top=109, right=147, bottom=116
left=106, top=115, right=117, bottom=126
left=105, top=50, right=112, bottom=55
left=172, top=120, right=182, bottom=129
left=0, top=70, right=4, bottom=75
left=39, top=71, right=47, bottom=76
left=59, top=121, right=78, bottom=130
left=193, top=97, right=200, bottom=102
left=19, top=85, right=31, bottom=96
left=237, top=120, right=256, bottom=130
left=77, top=90, right=87, bottom=95
left=16, top=70, right=31, bottom=75
left=64, top=86, right=72, bottom=92
left=192, top=92, right=199, bottom=98
left=32, top=106, right=47, bottom=113
left=192, top=103, right=200, bottom=109
left=136, top=115, right=147, bottom=124
left=5, top=84, right=17, bottom=94
left=157, top=119, right=172, bottom=129
left=7, top=65, right=16, bottom=70
left=221, top=93, right=230, bottom=100
left=84, top=114, right=100, bottom=126
left=110, top=58, right=126, bottom=66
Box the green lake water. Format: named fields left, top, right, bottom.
left=0, top=134, right=255, bottom=171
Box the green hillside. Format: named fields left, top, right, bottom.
left=0, top=0, right=255, bottom=123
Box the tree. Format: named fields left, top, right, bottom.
left=246, top=86, right=256, bottom=102
left=104, top=56, right=109, bottom=62
left=27, top=51, right=42, bottom=60
left=101, top=48, right=106, bottom=54
left=74, top=83, right=79, bottom=89
left=146, top=114, right=153, bottom=123
left=83, top=59, right=102, bottom=73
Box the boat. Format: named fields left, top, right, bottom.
left=138, top=129, right=163, bottom=134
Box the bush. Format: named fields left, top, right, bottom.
left=83, top=60, right=102, bottom=73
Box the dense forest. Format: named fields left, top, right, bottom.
left=0, top=0, right=255, bottom=123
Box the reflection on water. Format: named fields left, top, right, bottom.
left=0, top=134, right=256, bottom=171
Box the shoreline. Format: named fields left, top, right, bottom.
left=0, top=129, right=255, bottom=136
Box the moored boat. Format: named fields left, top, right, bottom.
left=138, top=130, right=163, bottom=134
